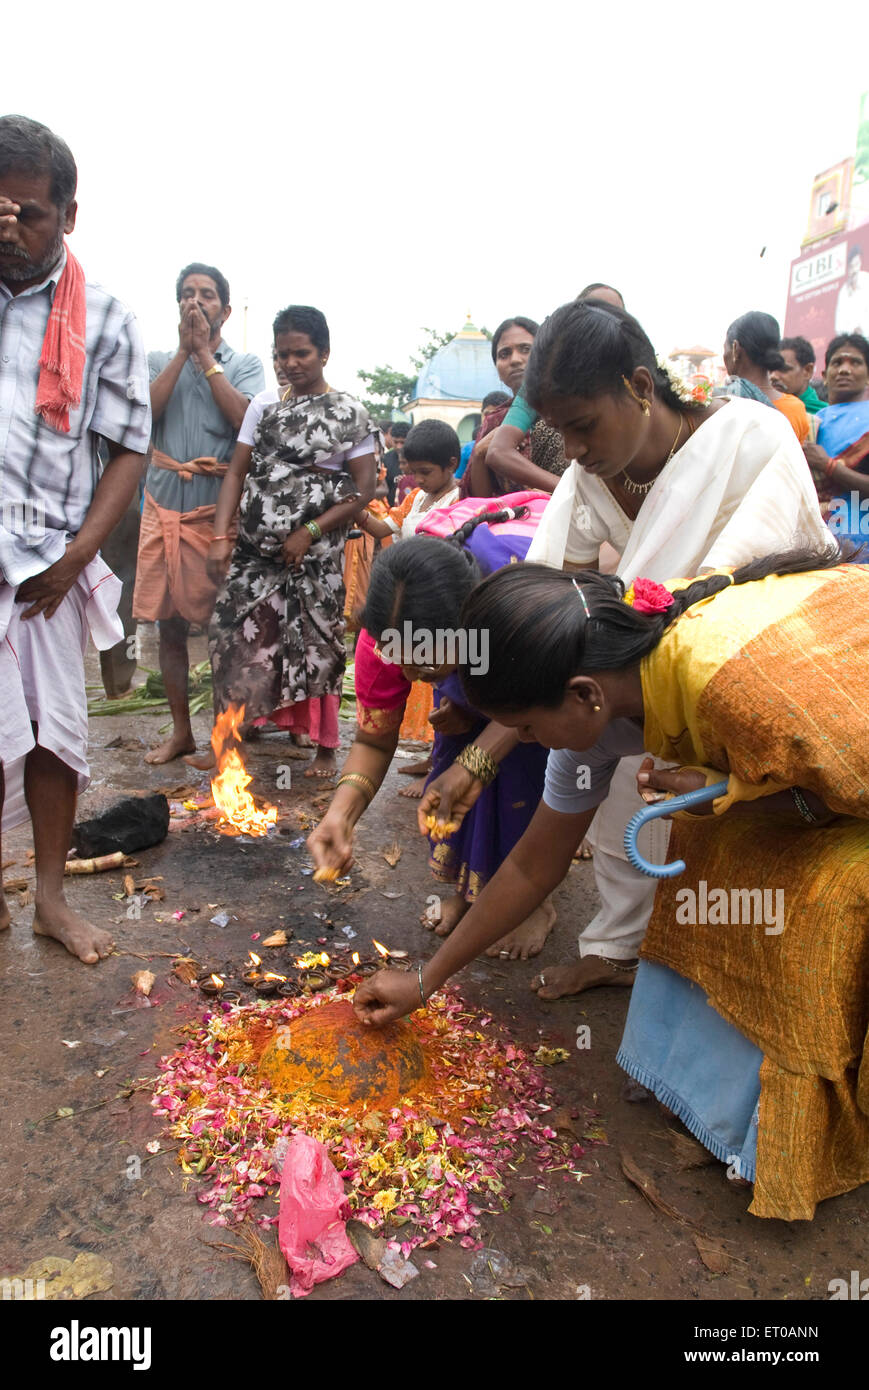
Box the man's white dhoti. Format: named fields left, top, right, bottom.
left=1, top=557, right=123, bottom=832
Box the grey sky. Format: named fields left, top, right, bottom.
left=7, top=1, right=869, bottom=395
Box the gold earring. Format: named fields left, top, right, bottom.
left=593, top=704, right=601, bottom=713
left=622, top=375, right=650, bottom=416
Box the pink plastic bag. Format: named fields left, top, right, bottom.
left=277, top=1134, right=359, bottom=1297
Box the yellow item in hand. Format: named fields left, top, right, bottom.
left=425, top=813, right=460, bottom=840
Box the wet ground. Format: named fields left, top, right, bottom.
left=1, top=626, right=866, bottom=1303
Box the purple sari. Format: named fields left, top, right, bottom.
left=419, top=493, right=550, bottom=899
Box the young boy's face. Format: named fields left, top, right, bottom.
left=410, top=459, right=456, bottom=492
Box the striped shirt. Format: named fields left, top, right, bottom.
left=0, top=250, right=151, bottom=586
left=144, top=341, right=265, bottom=512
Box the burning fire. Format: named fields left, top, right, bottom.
left=247, top=953, right=261, bottom=969
left=210, top=974, right=224, bottom=988
left=352, top=952, right=360, bottom=966
left=262, top=972, right=287, bottom=983
left=295, top=951, right=331, bottom=970
left=210, top=705, right=278, bottom=837
left=372, top=940, right=390, bottom=959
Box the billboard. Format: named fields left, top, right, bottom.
left=784, top=223, right=869, bottom=365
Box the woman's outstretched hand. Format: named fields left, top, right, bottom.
left=307, top=811, right=354, bottom=876
left=353, top=970, right=423, bottom=1027
left=417, top=763, right=480, bottom=836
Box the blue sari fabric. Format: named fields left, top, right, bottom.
left=817, top=401, right=869, bottom=551
left=618, top=961, right=762, bottom=1180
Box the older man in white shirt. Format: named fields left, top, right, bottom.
left=0, top=114, right=151, bottom=964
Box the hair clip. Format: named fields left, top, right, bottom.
left=571, top=577, right=591, bottom=618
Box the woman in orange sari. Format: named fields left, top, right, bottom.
left=355, top=547, right=869, bottom=1221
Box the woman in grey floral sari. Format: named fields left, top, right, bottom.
left=206, top=305, right=378, bottom=777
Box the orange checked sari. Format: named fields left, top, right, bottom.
left=633, top=563, right=869, bottom=1219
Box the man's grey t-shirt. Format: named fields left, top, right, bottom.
left=543, top=719, right=646, bottom=816
left=144, top=340, right=264, bottom=512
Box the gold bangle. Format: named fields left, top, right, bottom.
left=337, top=772, right=377, bottom=804
left=455, top=743, right=498, bottom=786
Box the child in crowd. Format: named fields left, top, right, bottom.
left=357, top=420, right=462, bottom=788
left=358, top=420, right=462, bottom=543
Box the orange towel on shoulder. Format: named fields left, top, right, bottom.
left=34, top=244, right=87, bottom=433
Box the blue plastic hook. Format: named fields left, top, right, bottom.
left=623, top=779, right=730, bottom=879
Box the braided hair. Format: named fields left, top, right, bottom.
left=523, top=300, right=704, bottom=418
left=459, top=543, right=846, bottom=713
left=359, top=506, right=529, bottom=640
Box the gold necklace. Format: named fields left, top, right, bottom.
left=280, top=380, right=332, bottom=402
left=620, top=415, right=685, bottom=496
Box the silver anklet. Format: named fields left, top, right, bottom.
left=602, top=956, right=639, bottom=974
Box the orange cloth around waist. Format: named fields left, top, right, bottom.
left=151, top=448, right=229, bottom=482
left=133, top=490, right=234, bottom=626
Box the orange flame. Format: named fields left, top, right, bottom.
left=372, top=939, right=390, bottom=958
left=247, top=952, right=261, bottom=968
left=210, top=705, right=278, bottom=837
left=210, top=974, right=224, bottom=988
left=262, top=972, right=287, bottom=982
left=351, top=952, right=360, bottom=966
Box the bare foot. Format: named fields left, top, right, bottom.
left=33, top=897, right=115, bottom=964
left=486, top=899, right=556, bottom=960
left=421, top=893, right=468, bottom=937
left=145, top=732, right=196, bottom=765
left=291, top=733, right=313, bottom=748
left=530, top=956, right=638, bottom=1000
left=183, top=749, right=216, bottom=771
left=399, top=758, right=432, bottom=777
left=0, top=893, right=10, bottom=931
left=399, top=776, right=428, bottom=799
left=304, top=749, right=336, bottom=779
left=573, top=838, right=593, bottom=860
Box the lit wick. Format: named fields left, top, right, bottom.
left=199, top=973, right=226, bottom=996
left=242, top=952, right=263, bottom=985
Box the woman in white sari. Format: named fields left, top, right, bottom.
left=491, top=299, right=833, bottom=993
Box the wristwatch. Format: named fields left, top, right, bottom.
left=204, top=363, right=224, bottom=379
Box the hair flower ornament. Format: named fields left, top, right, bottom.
left=623, top=578, right=675, bottom=614
left=655, top=355, right=714, bottom=405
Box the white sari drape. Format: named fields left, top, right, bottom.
left=525, top=399, right=833, bottom=959
left=526, top=398, right=832, bottom=580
